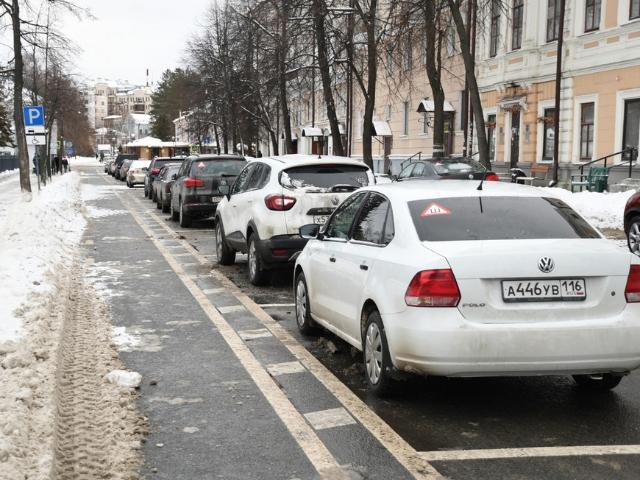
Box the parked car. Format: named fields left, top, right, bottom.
left=117, top=159, right=134, bottom=181
left=153, top=163, right=182, bottom=213
left=395, top=156, right=499, bottom=182
left=103, top=159, right=114, bottom=174
left=170, top=154, right=246, bottom=228
left=215, top=154, right=374, bottom=285
left=110, top=153, right=137, bottom=177
left=293, top=180, right=640, bottom=396
left=145, top=156, right=183, bottom=199
left=126, top=160, right=151, bottom=187
left=625, top=191, right=640, bottom=256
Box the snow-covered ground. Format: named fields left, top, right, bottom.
left=0, top=172, right=86, bottom=343
left=543, top=187, right=636, bottom=231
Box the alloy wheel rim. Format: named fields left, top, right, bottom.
left=249, top=241, right=256, bottom=278
left=365, top=323, right=383, bottom=385
left=216, top=225, right=222, bottom=257
left=630, top=223, right=640, bottom=256
left=296, top=280, right=307, bottom=327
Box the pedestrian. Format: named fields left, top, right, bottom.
left=62, top=156, right=69, bottom=173
left=54, top=156, right=60, bottom=174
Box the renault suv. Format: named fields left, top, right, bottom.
left=215, top=154, right=373, bottom=285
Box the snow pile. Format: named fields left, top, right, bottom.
left=0, top=169, right=18, bottom=181
left=105, top=370, right=142, bottom=389
left=0, top=173, right=86, bottom=343
left=112, top=326, right=141, bottom=351
left=543, top=188, right=636, bottom=230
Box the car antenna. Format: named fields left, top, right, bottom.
left=477, top=167, right=489, bottom=191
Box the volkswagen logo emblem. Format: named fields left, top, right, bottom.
left=538, top=257, right=555, bottom=273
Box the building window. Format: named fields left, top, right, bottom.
left=546, top=0, right=561, bottom=42
left=490, top=0, right=500, bottom=57
left=584, top=0, right=601, bottom=32
left=542, top=108, right=555, bottom=160
left=446, top=26, right=456, bottom=56
left=512, top=0, right=523, bottom=50
left=402, top=101, right=409, bottom=136
left=487, top=114, right=496, bottom=161
left=403, top=35, right=412, bottom=71
left=422, top=112, right=429, bottom=134
left=580, top=102, right=595, bottom=160
left=385, top=104, right=392, bottom=121
left=423, top=33, right=428, bottom=65
left=632, top=0, right=640, bottom=19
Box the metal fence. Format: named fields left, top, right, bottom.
left=0, top=155, right=18, bottom=173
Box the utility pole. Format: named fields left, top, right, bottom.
left=345, top=0, right=354, bottom=157
left=552, top=0, right=566, bottom=185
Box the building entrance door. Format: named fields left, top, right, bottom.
left=623, top=99, right=640, bottom=161
left=510, top=109, right=521, bottom=168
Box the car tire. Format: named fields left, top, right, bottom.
left=628, top=216, right=640, bottom=257
left=170, top=201, right=179, bottom=221
left=572, top=374, right=623, bottom=391
left=156, top=197, right=162, bottom=210
left=215, top=221, right=236, bottom=265
left=363, top=310, right=395, bottom=397
left=294, top=272, right=316, bottom=335
left=247, top=233, right=270, bottom=286
left=179, top=200, right=191, bottom=228
left=162, top=199, right=170, bottom=213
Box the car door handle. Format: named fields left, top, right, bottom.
left=360, top=264, right=368, bottom=271
left=329, top=257, right=336, bottom=263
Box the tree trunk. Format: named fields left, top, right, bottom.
left=278, top=0, right=294, bottom=154
left=361, top=0, right=378, bottom=171
left=312, top=0, right=345, bottom=156
left=424, top=0, right=446, bottom=158
left=12, top=0, right=31, bottom=193
left=448, top=0, right=490, bottom=168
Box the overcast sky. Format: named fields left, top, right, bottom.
left=59, top=0, right=214, bottom=86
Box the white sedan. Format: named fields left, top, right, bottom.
left=293, top=180, right=640, bottom=395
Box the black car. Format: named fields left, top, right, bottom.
left=396, top=156, right=499, bottom=182
left=170, top=154, right=246, bottom=228
left=154, top=163, right=182, bottom=213
left=145, top=156, right=184, bottom=199
left=110, top=153, right=137, bottom=177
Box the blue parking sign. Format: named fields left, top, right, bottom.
left=23, top=106, right=45, bottom=127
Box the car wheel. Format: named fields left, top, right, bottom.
left=247, top=233, right=269, bottom=286
left=573, top=374, right=623, bottom=391
left=156, top=197, right=162, bottom=209
left=295, top=272, right=316, bottom=335
left=170, top=201, right=179, bottom=221
left=628, top=216, right=640, bottom=257
left=215, top=221, right=236, bottom=265
left=162, top=198, right=170, bottom=213
left=363, top=310, right=395, bottom=396
left=179, top=200, right=191, bottom=228
left=152, top=189, right=157, bottom=202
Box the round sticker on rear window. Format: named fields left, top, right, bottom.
left=421, top=202, right=451, bottom=217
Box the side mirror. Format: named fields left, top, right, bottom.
left=218, top=184, right=230, bottom=197
left=299, top=224, right=321, bottom=239
left=171, top=174, right=178, bottom=180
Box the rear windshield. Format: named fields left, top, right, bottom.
left=409, top=196, right=600, bottom=241
left=280, top=164, right=369, bottom=191
left=190, top=159, right=246, bottom=176
left=430, top=158, right=485, bottom=176
left=164, top=165, right=181, bottom=177
left=153, top=159, right=174, bottom=169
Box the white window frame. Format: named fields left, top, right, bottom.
left=503, top=108, right=524, bottom=166
left=619, top=0, right=640, bottom=25
left=536, top=100, right=556, bottom=163
left=572, top=94, right=599, bottom=163
left=575, top=0, right=604, bottom=35
left=484, top=107, right=498, bottom=160
left=614, top=88, right=640, bottom=153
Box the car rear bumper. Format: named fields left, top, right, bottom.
left=182, top=202, right=219, bottom=217
left=128, top=173, right=146, bottom=184
left=383, top=307, right=640, bottom=377
left=255, top=235, right=308, bottom=267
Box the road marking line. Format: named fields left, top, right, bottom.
left=202, top=288, right=225, bottom=295
left=418, top=445, right=640, bottom=462
left=134, top=197, right=441, bottom=479
left=267, top=361, right=307, bottom=376
left=259, top=303, right=296, bottom=308
left=218, top=305, right=246, bottom=314
left=119, top=195, right=349, bottom=479
left=305, top=408, right=357, bottom=431
left=238, top=328, right=272, bottom=340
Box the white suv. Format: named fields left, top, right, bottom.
left=215, top=155, right=373, bottom=285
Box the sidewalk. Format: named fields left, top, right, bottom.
left=81, top=168, right=430, bottom=479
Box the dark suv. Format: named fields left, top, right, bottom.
left=170, top=154, right=246, bottom=228
left=396, top=156, right=499, bottom=182
left=145, top=156, right=184, bottom=199
left=625, top=191, right=640, bottom=256
left=110, top=154, right=137, bottom=177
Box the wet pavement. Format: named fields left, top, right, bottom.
left=80, top=164, right=640, bottom=479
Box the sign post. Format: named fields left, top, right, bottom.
left=23, top=106, right=47, bottom=188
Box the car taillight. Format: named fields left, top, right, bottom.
left=485, top=173, right=499, bottom=182
left=405, top=269, right=461, bottom=307
left=265, top=194, right=296, bottom=211
left=183, top=177, right=205, bottom=188
left=625, top=265, right=640, bottom=303
left=151, top=167, right=160, bottom=174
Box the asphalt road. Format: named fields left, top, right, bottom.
left=82, top=164, right=640, bottom=479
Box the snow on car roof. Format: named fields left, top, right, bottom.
left=262, top=154, right=369, bottom=168
left=367, top=179, right=547, bottom=201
